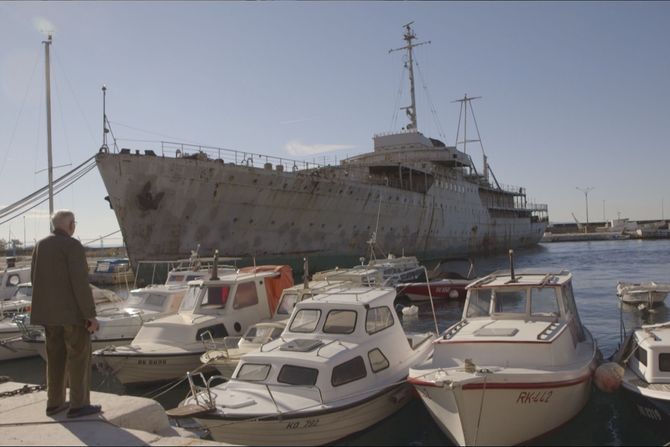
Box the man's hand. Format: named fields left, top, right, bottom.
left=86, top=318, right=100, bottom=334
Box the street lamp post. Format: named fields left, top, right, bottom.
left=576, top=187, right=595, bottom=234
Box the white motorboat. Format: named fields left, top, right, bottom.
left=199, top=279, right=351, bottom=376
left=601, top=322, right=670, bottom=425
left=2, top=284, right=125, bottom=362
left=168, top=284, right=435, bottom=446
left=408, top=266, right=597, bottom=446
left=616, top=281, right=670, bottom=307
left=311, top=254, right=424, bottom=288
left=0, top=301, right=37, bottom=361
left=0, top=266, right=31, bottom=300
left=93, top=264, right=294, bottom=386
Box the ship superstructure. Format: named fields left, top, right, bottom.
left=95, top=24, right=548, bottom=271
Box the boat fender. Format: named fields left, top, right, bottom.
left=594, top=362, right=625, bottom=392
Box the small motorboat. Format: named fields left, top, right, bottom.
left=604, top=322, right=670, bottom=424
left=396, top=258, right=477, bottom=302
left=408, top=253, right=597, bottom=446
left=93, top=263, right=294, bottom=386
left=168, top=284, right=435, bottom=446
left=616, top=281, right=670, bottom=307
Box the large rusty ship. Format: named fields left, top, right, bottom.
left=95, top=24, right=548, bottom=271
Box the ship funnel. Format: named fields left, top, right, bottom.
left=508, top=249, right=516, bottom=282
left=303, top=257, right=309, bottom=290
left=211, top=249, right=219, bottom=280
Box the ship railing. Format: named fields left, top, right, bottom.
left=152, top=141, right=326, bottom=172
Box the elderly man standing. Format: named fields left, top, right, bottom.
left=31, top=210, right=102, bottom=418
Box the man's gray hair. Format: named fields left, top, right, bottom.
left=52, top=209, right=75, bottom=230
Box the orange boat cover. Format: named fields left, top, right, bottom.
left=239, top=265, right=294, bottom=316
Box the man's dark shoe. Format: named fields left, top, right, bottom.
left=66, top=404, right=102, bottom=418
left=46, top=402, right=69, bottom=416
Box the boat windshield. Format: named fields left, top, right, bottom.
left=289, top=309, right=321, bottom=333
left=243, top=325, right=283, bottom=343
left=465, top=289, right=492, bottom=318
left=179, top=286, right=203, bottom=312
left=12, top=285, right=32, bottom=299
left=276, top=292, right=301, bottom=316
left=493, top=289, right=527, bottom=314
left=530, top=287, right=560, bottom=318
left=236, top=363, right=271, bottom=382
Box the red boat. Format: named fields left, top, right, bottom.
left=396, top=258, right=477, bottom=302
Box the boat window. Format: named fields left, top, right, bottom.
left=323, top=310, right=357, bottom=334
left=144, top=294, right=166, bottom=308
left=636, top=346, right=648, bottom=366
left=278, top=365, right=319, bottom=386
left=276, top=292, right=300, bottom=315
left=201, top=286, right=231, bottom=309
left=659, top=354, right=670, bottom=372
left=494, top=289, right=527, bottom=314
left=167, top=274, right=184, bottom=283
left=6, top=274, right=20, bottom=287
left=243, top=325, right=282, bottom=344
left=368, top=348, right=390, bottom=373
left=530, top=287, right=560, bottom=318
left=236, top=363, right=271, bottom=381
left=562, top=284, right=585, bottom=341
left=186, top=274, right=202, bottom=281
left=13, top=285, right=32, bottom=299
left=233, top=282, right=259, bottom=309
left=466, top=289, right=492, bottom=318
left=289, top=309, right=321, bottom=333
left=179, top=286, right=202, bottom=312
left=365, top=306, right=394, bottom=334
left=332, top=356, right=367, bottom=387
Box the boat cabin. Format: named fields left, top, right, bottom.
left=231, top=285, right=433, bottom=404
left=435, top=269, right=587, bottom=368
left=628, top=324, right=670, bottom=384
left=133, top=266, right=293, bottom=345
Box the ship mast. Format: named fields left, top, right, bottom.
left=389, top=22, right=430, bottom=131
left=43, top=34, right=54, bottom=229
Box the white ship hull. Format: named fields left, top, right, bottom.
left=96, top=151, right=547, bottom=270
left=198, top=383, right=413, bottom=446
left=0, top=333, right=38, bottom=361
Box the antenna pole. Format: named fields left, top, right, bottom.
left=101, top=85, right=109, bottom=151
left=389, top=22, right=430, bottom=131
left=43, top=34, right=54, bottom=229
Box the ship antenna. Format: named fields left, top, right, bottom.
left=100, top=85, right=108, bottom=153
left=508, top=249, right=516, bottom=283
left=303, top=257, right=309, bottom=290
left=389, top=22, right=430, bottom=132
left=211, top=249, right=219, bottom=280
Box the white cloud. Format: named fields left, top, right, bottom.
left=285, top=140, right=355, bottom=156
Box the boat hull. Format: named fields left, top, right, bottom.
left=621, top=376, right=670, bottom=425
left=197, top=383, right=413, bottom=446
left=397, top=279, right=468, bottom=302
left=412, top=372, right=592, bottom=445
left=95, top=153, right=547, bottom=271
left=94, top=350, right=212, bottom=385
left=0, top=334, right=39, bottom=361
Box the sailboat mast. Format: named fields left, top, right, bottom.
left=43, top=34, right=54, bottom=227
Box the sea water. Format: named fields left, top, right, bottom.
left=2, top=239, right=669, bottom=445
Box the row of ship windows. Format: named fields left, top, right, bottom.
left=435, top=179, right=474, bottom=194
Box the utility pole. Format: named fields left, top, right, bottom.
left=576, top=187, right=595, bottom=233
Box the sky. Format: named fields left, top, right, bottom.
left=1, top=1, right=669, bottom=248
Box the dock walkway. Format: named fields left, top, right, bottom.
left=0, top=381, right=222, bottom=446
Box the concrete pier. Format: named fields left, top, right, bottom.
left=0, top=381, right=221, bottom=446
